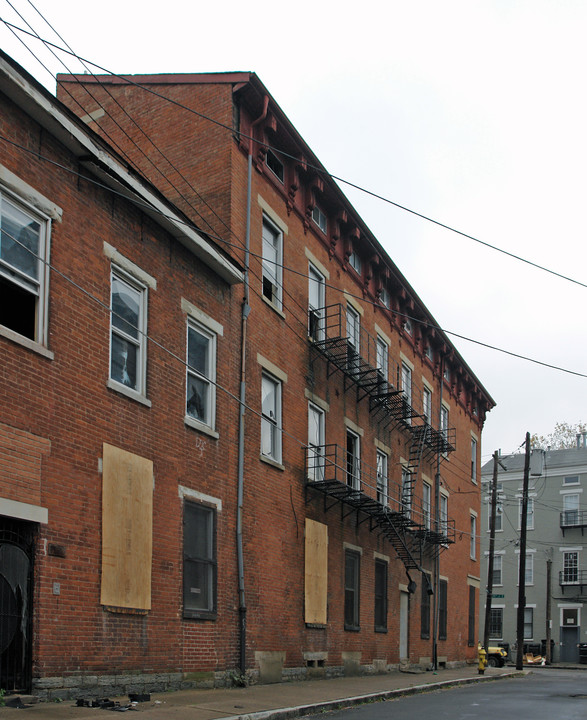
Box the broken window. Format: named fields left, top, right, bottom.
left=110, top=268, right=147, bottom=394
left=0, top=191, right=49, bottom=343
left=186, top=321, right=216, bottom=427
left=262, top=216, right=282, bottom=309
left=261, top=372, right=282, bottom=463
left=183, top=501, right=216, bottom=617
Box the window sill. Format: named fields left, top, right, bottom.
left=305, top=623, right=326, bottom=630
left=261, top=294, right=286, bottom=319
left=107, top=379, right=152, bottom=407
left=184, top=416, right=219, bottom=439
left=375, top=627, right=388, bottom=634
left=260, top=454, right=284, bottom=471
left=344, top=624, right=361, bottom=633
left=0, top=325, right=54, bottom=360
left=183, top=610, right=217, bottom=621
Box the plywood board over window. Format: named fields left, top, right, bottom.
left=101, top=443, right=153, bottom=611
left=304, top=519, right=328, bottom=625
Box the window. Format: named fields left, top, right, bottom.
left=440, top=493, right=448, bottom=536
left=265, top=149, right=284, bottom=183
left=262, top=216, right=282, bottom=309
left=401, top=362, right=412, bottom=422
left=443, top=365, right=450, bottom=383
left=440, top=405, right=449, bottom=441
left=261, top=373, right=282, bottom=463
left=519, top=497, right=534, bottom=530
left=563, top=551, right=579, bottom=583
left=563, top=493, right=580, bottom=526
left=564, top=475, right=580, bottom=485
left=379, top=286, right=390, bottom=308
left=439, top=579, right=447, bottom=640
left=468, top=587, right=476, bottom=646
left=519, top=552, right=534, bottom=585
left=308, top=263, right=325, bottom=340
left=311, top=205, right=327, bottom=234
left=0, top=190, right=49, bottom=343
left=183, top=502, right=216, bottom=617
left=346, top=429, right=360, bottom=490
left=421, top=575, right=430, bottom=639
left=404, top=317, right=413, bottom=336
left=401, top=467, right=412, bottom=518
left=422, top=482, right=431, bottom=529
left=425, top=344, right=434, bottom=362
left=488, top=607, right=503, bottom=639
left=186, top=321, right=216, bottom=428
left=376, top=335, right=388, bottom=383
left=492, top=554, right=503, bottom=586
left=376, top=450, right=388, bottom=505
left=470, top=515, right=477, bottom=560
left=422, top=387, right=432, bottom=424
left=471, top=438, right=478, bottom=482
left=494, top=504, right=503, bottom=532
left=344, top=549, right=360, bottom=630
left=307, top=402, right=325, bottom=481
left=374, top=559, right=388, bottom=631
left=348, top=249, right=362, bottom=274
left=524, top=607, right=533, bottom=640
left=346, top=305, right=360, bottom=375
left=110, top=268, right=147, bottom=394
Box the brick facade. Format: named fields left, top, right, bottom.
left=0, top=52, right=494, bottom=699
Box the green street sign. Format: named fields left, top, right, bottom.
left=492, top=593, right=504, bottom=598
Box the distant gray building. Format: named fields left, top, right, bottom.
left=480, top=437, right=587, bottom=663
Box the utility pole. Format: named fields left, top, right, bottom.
left=483, top=450, right=499, bottom=651
left=516, top=432, right=531, bottom=671
left=545, top=550, right=552, bottom=665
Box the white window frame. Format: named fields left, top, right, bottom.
left=471, top=437, right=478, bottom=483
left=422, top=482, right=431, bottom=529
left=348, top=249, right=362, bottom=274
left=307, top=402, right=325, bottom=482
left=261, top=372, right=282, bottom=464
left=346, top=304, right=361, bottom=375
left=379, top=286, right=390, bottom=308
left=564, top=475, right=580, bottom=486
left=523, top=607, right=533, bottom=640
left=346, top=429, right=361, bottom=490
left=376, top=335, right=388, bottom=383
left=518, top=551, right=534, bottom=585
left=440, top=404, right=449, bottom=440
left=185, top=319, right=217, bottom=431
left=376, top=450, right=388, bottom=505
left=470, top=514, right=477, bottom=560
left=0, top=188, right=51, bottom=347
left=440, top=493, right=448, bottom=536
left=422, top=386, right=432, bottom=424
left=492, top=554, right=503, bottom=586
left=109, top=266, right=148, bottom=398
left=308, top=262, right=325, bottom=341
left=518, top=497, right=535, bottom=530
left=311, top=205, right=327, bottom=234
left=262, top=215, right=283, bottom=309
left=401, top=362, right=412, bottom=421
left=562, top=550, right=579, bottom=584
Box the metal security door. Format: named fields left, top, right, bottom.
left=0, top=519, right=35, bottom=693
left=560, top=626, right=580, bottom=663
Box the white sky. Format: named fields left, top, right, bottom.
left=2, top=0, right=586, bottom=462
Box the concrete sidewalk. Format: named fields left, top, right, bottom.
left=2, top=665, right=523, bottom=719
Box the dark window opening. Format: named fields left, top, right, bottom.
left=374, top=559, right=388, bottom=631
left=421, top=576, right=430, bottom=639
left=344, top=549, right=360, bottom=630
left=439, top=579, right=447, bottom=641
left=0, top=274, right=36, bottom=340
left=266, top=150, right=284, bottom=183
left=183, top=502, right=217, bottom=619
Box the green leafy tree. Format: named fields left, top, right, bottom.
left=531, top=421, right=587, bottom=450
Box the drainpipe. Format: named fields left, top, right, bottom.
left=432, top=353, right=445, bottom=671
left=236, top=94, right=268, bottom=676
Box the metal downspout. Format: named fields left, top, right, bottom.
left=236, top=95, right=268, bottom=676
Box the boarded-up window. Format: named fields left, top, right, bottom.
left=304, top=519, right=328, bottom=625
left=101, top=443, right=153, bottom=610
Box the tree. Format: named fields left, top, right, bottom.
left=531, top=421, right=587, bottom=450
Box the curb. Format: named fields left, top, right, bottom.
left=220, top=670, right=525, bottom=720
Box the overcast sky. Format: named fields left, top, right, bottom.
left=2, top=0, right=585, bottom=462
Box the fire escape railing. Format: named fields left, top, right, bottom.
left=560, top=510, right=587, bottom=534
left=559, top=570, right=587, bottom=591
left=308, top=303, right=456, bottom=488
left=304, top=443, right=455, bottom=571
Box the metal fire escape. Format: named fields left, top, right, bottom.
left=305, top=304, right=456, bottom=571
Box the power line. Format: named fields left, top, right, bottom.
left=2, top=19, right=587, bottom=294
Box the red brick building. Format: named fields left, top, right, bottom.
left=0, top=51, right=494, bottom=699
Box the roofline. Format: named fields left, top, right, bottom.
left=1, top=53, right=243, bottom=285
left=56, top=68, right=494, bottom=407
